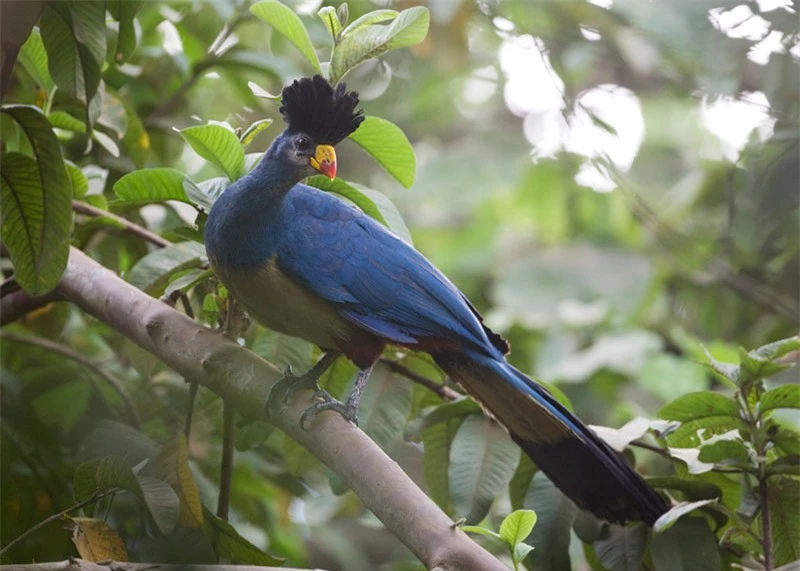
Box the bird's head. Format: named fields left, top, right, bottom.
left=276, top=75, right=364, bottom=180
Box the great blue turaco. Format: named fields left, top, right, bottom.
left=204, top=75, right=668, bottom=525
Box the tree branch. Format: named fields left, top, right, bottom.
left=72, top=200, right=172, bottom=249
left=381, top=358, right=461, bottom=401
left=0, top=287, right=62, bottom=326
left=0, top=560, right=316, bottom=571
left=55, top=248, right=505, bottom=571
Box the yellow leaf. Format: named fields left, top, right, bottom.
left=155, top=433, right=204, bottom=527
left=69, top=517, right=127, bottom=561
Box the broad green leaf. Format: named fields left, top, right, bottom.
left=18, top=28, right=55, bottom=92
left=1, top=105, right=72, bottom=295
left=113, top=168, right=188, bottom=204
left=357, top=363, right=413, bottom=451
left=239, top=118, right=273, bottom=147
left=108, top=0, right=144, bottom=63
left=772, top=426, right=800, bottom=455
left=659, top=391, right=739, bottom=422
left=739, top=345, right=792, bottom=382
left=349, top=116, right=416, bottom=188
left=68, top=517, right=128, bottom=561
left=499, top=509, right=537, bottom=549
left=667, top=415, right=750, bottom=448
left=524, top=472, right=577, bottom=571
left=125, top=242, right=206, bottom=295
left=449, top=414, right=519, bottom=523
left=65, top=161, right=89, bottom=198
left=422, top=419, right=459, bottom=511
left=163, top=268, right=213, bottom=300
left=651, top=517, right=720, bottom=571
left=31, top=379, right=90, bottom=433
left=508, top=454, right=538, bottom=510
left=250, top=0, right=321, bottom=73
left=653, top=499, right=716, bottom=533
left=203, top=506, right=284, bottom=565
left=318, top=6, right=342, bottom=40
left=761, top=384, right=800, bottom=413
left=405, top=397, right=481, bottom=439
left=68, top=1, right=107, bottom=65
left=329, top=7, right=429, bottom=85
left=179, top=123, right=245, bottom=181
left=769, top=476, right=800, bottom=566
left=49, top=111, right=87, bottom=133
left=40, top=4, right=102, bottom=106
left=154, top=434, right=203, bottom=528
left=698, top=437, right=751, bottom=465
left=340, top=9, right=399, bottom=37
left=137, top=475, right=180, bottom=534
left=183, top=176, right=229, bottom=211
left=594, top=523, right=647, bottom=571
left=768, top=456, right=800, bottom=476
left=74, top=456, right=141, bottom=503
left=306, top=175, right=388, bottom=226
left=250, top=327, right=314, bottom=372
left=702, top=347, right=740, bottom=385
left=750, top=336, right=800, bottom=363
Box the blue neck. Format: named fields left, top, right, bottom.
left=204, top=137, right=303, bottom=268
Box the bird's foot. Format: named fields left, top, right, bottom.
left=265, top=365, right=322, bottom=417
left=299, top=390, right=359, bottom=430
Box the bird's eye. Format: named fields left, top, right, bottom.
left=296, top=137, right=311, bottom=150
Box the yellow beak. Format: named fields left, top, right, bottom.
left=309, top=144, right=337, bottom=179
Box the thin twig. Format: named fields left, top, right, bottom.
left=0, top=491, right=101, bottom=556
left=72, top=200, right=171, bottom=249
left=380, top=358, right=462, bottom=401
left=0, top=287, right=61, bottom=326
left=0, top=332, right=141, bottom=427
left=217, top=399, right=235, bottom=521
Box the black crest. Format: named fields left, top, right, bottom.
left=279, top=75, right=364, bottom=145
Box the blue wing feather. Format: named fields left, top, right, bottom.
left=275, top=184, right=500, bottom=357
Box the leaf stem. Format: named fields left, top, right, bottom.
left=72, top=200, right=172, bottom=248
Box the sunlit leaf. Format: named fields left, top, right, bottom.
left=239, top=118, right=273, bottom=147
left=250, top=0, right=321, bottom=73
left=329, top=7, right=429, bottom=85
left=306, top=175, right=388, bottom=226
left=659, top=391, right=739, bottom=422
left=318, top=6, right=342, bottom=40
left=179, top=123, right=245, bottom=181
left=18, top=28, right=54, bottom=92
left=761, top=384, right=800, bottom=413
left=49, top=110, right=87, bottom=133
left=769, top=476, right=800, bottom=566
left=524, top=472, right=577, bottom=571
left=125, top=242, right=206, bottom=295
left=340, top=9, right=399, bottom=37
left=113, top=168, right=189, bottom=205
left=499, top=509, right=537, bottom=549
left=349, top=116, right=416, bottom=188
left=69, top=517, right=128, bottom=561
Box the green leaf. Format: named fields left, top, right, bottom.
left=750, top=336, right=800, bottom=363
left=653, top=499, right=717, bottom=533
left=318, top=6, right=342, bottom=40
left=68, top=1, right=107, bottom=65
left=203, top=506, right=284, bottom=564
left=405, top=397, right=481, bottom=439
left=49, top=110, right=87, bottom=133
left=357, top=363, right=413, bottom=452
left=306, top=175, right=388, bottom=226
left=594, top=523, right=647, bottom=571
left=163, top=268, right=214, bottom=300
left=449, top=414, right=519, bottom=523
left=65, top=161, right=89, bottom=198
left=179, top=123, right=245, bottom=181
left=349, top=116, right=416, bottom=188
left=702, top=346, right=740, bottom=384
left=640, top=353, right=710, bottom=402
left=768, top=456, right=800, bottom=476
left=340, top=9, right=399, bottom=36
left=422, top=419, right=459, bottom=511
left=18, top=28, right=55, bottom=92
left=183, top=176, right=229, bottom=211
left=239, top=118, right=273, bottom=148
left=113, top=168, right=189, bottom=205
left=108, top=0, right=144, bottom=63
left=249, top=327, right=314, bottom=372
left=460, top=524, right=501, bottom=540
left=698, top=437, right=751, bottom=465
left=329, top=6, right=429, bottom=84
left=761, top=384, right=800, bottom=413
left=154, top=434, right=203, bottom=528
left=772, top=426, right=800, bottom=455
left=125, top=242, right=206, bottom=295
left=1, top=105, right=72, bottom=296
left=769, top=476, right=800, bottom=566
left=499, top=509, right=537, bottom=549
left=739, top=346, right=791, bottom=382
left=651, top=517, right=721, bottom=571
left=508, top=454, right=538, bottom=510
left=524, top=472, right=577, bottom=571
left=250, top=0, right=321, bottom=73
left=667, top=416, right=750, bottom=448
left=40, top=4, right=102, bottom=106
left=659, top=391, right=740, bottom=422
left=356, top=185, right=413, bottom=244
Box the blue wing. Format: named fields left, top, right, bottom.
left=275, top=184, right=501, bottom=358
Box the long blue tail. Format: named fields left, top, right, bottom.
left=433, top=350, right=667, bottom=525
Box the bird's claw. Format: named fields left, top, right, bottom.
left=299, top=391, right=359, bottom=430
left=265, top=365, right=321, bottom=418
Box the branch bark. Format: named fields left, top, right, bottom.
left=55, top=248, right=505, bottom=571
left=0, top=560, right=317, bottom=571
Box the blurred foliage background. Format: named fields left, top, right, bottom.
left=1, top=0, right=798, bottom=569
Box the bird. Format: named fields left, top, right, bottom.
left=204, top=75, right=668, bottom=526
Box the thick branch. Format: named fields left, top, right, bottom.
left=55, top=248, right=504, bottom=571
left=1, top=560, right=314, bottom=571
